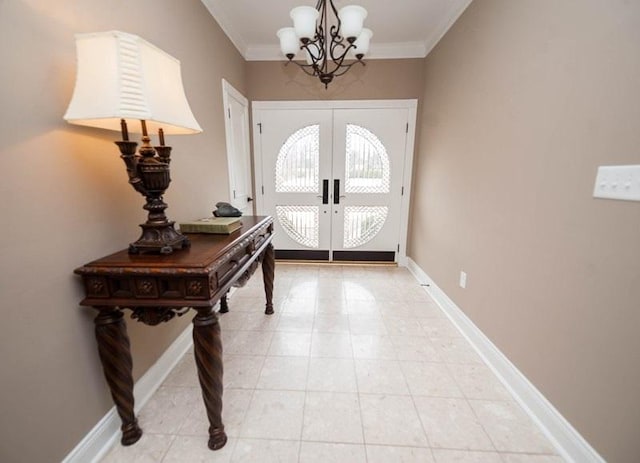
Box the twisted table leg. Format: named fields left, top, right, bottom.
left=94, top=308, right=142, bottom=445
left=192, top=307, right=227, bottom=450
left=219, top=292, right=229, bottom=314
left=261, top=242, right=275, bottom=315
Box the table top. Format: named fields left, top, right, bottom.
left=75, top=216, right=272, bottom=275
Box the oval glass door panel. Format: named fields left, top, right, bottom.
left=343, top=206, right=388, bottom=248
left=275, top=205, right=319, bottom=248
left=275, top=124, right=320, bottom=193
left=345, top=124, right=390, bottom=194
left=274, top=123, right=323, bottom=249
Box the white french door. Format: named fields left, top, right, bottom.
left=331, top=108, right=408, bottom=260
left=253, top=101, right=416, bottom=262
left=259, top=109, right=334, bottom=258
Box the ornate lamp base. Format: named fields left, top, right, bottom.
left=129, top=221, right=190, bottom=255
left=115, top=131, right=192, bottom=255
left=114, top=122, right=195, bottom=255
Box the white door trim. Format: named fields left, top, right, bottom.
left=222, top=79, right=252, bottom=213
left=252, top=99, right=417, bottom=111
left=252, top=99, right=417, bottom=265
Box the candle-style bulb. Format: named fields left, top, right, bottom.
left=159, top=128, right=165, bottom=146
left=120, top=119, right=129, bottom=141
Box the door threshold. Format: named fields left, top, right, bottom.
left=275, top=260, right=398, bottom=267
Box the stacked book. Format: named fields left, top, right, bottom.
left=179, top=217, right=242, bottom=234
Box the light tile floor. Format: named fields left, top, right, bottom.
left=101, top=263, right=564, bottom=463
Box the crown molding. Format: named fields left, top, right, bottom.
left=244, top=44, right=282, bottom=61
left=367, top=41, right=428, bottom=60
left=201, top=0, right=248, bottom=57
left=423, top=0, right=473, bottom=56
left=202, top=0, right=474, bottom=61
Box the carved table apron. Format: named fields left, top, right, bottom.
left=75, top=216, right=275, bottom=450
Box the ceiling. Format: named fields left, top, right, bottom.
left=200, top=0, right=473, bottom=61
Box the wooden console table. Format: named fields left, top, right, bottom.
left=75, top=216, right=274, bottom=451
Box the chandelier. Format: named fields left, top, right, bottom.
left=277, top=0, right=372, bottom=88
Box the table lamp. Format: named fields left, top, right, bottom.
left=64, top=30, right=202, bottom=254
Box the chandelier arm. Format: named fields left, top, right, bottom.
left=300, top=41, right=325, bottom=67
left=322, top=60, right=353, bottom=79
left=327, top=41, right=357, bottom=73
left=290, top=60, right=322, bottom=77
left=283, top=56, right=317, bottom=74
left=329, top=36, right=354, bottom=63
left=324, top=47, right=366, bottom=79
left=331, top=59, right=365, bottom=78
left=315, top=15, right=326, bottom=45
left=329, top=23, right=343, bottom=43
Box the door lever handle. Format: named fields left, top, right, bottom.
left=321, top=179, right=329, bottom=204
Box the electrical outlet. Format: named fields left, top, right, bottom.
left=593, top=165, right=640, bottom=201
left=459, top=271, right=467, bottom=289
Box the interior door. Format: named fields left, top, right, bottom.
left=222, top=80, right=253, bottom=214
left=255, top=104, right=411, bottom=262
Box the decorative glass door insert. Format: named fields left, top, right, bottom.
left=343, top=206, right=389, bottom=249
left=275, top=125, right=320, bottom=193
left=345, top=124, right=390, bottom=194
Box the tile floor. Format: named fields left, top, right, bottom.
left=101, top=263, right=564, bottom=463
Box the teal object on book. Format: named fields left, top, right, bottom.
left=213, top=202, right=242, bottom=217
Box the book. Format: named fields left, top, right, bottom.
left=179, top=217, right=242, bottom=234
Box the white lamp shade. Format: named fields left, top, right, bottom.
left=353, top=28, right=373, bottom=56
left=63, top=30, right=202, bottom=135
left=290, top=6, right=319, bottom=41
left=338, top=5, right=367, bottom=40
left=277, top=27, right=299, bottom=57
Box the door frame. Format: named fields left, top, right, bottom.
left=222, top=79, right=254, bottom=214
left=252, top=99, right=417, bottom=266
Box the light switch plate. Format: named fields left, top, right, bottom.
left=593, top=165, right=640, bottom=201
left=459, top=271, right=467, bottom=289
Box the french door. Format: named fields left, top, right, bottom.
left=253, top=101, right=416, bottom=262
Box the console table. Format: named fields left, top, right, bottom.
left=75, top=216, right=274, bottom=451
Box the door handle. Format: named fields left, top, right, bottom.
left=333, top=179, right=341, bottom=204
left=247, top=196, right=253, bottom=202
left=322, top=179, right=329, bottom=204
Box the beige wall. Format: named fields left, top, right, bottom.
left=2, top=0, right=638, bottom=460
left=0, top=1, right=245, bottom=462
left=409, top=0, right=640, bottom=461
left=247, top=59, right=424, bottom=101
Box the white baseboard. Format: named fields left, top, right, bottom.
left=406, top=258, right=605, bottom=463
left=62, top=324, right=194, bottom=463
